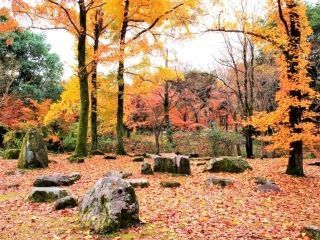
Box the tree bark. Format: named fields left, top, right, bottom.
left=90, top=10, right=103, bottom=153
left=244, top=125, right=254, bottom=158
left=74, top=0, right=89, bottom=157
left=116, top=0, right=129, bottom=155
left=163, top=80, right=173, bottom=144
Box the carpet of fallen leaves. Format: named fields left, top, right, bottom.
left=0, top=154, right=319, bottom=240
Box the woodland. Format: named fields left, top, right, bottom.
left=0, top=0, right=320, bottom=239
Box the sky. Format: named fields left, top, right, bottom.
left=5, top=0, right=319, bottom=80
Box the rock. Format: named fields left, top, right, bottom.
left=3, top=149, right=20, bottom=159
left=154, top=155, right=191, bottom=175
left=29, top=187, right=71, bottom=202
left=205, top=157, right=252, bottom=173
left=189, top=153, right=199, bottom=158
left=18, top=129, right=49, bottom=169
left=141, top=162, right=153, bottom=175
left=175, top=155, right=191, bottom=175
left=55, top=196, right=78, bottom=210
left=127, top=179, right=150, bottom=188
left=254, top=177, right=274, bottom=185
left=206, top=176, right=234, bottom=187
left=104, top=154, right=116, bottom=160
left=79, top=176, right=140, bottom=234
left=90, top=149, right=104, bottom=155
left=256, top=183, right=280, bottom=193
left=7, top=184, right=20, bottom=189
left=195, top=162, right=207, bottom=166
left=160, top=181, right=181, bottom=188
left=68, top=156, right=85, bottom=163
left=34, top=173, right=81, bottom=187
left=303, top=225, right=320, bottom=240
left=5, top=170, right=16, bottom=176
left=133, top=156, right=144, bottom=162
left=105, top=170, right=132, bottom=179
left=309, top=162, right=320, bottom=166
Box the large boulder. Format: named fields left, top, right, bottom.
left=18, top=129, right=48, bottom=169
left=154, top=155, right=191, bottom=175
left=205, top=157, right=252, bottom=173
left=3, top=149, right=20, bottom=159
left=34, top=173, right=81, bottom=187
left=29, top=187, right=71, bottom=202
left=80, top=176, right=140, bottom=234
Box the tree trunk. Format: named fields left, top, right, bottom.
left=154, top=129, right=160, bottom=155
left=116, top=0, right=129, bottom=155
left=286, top=140, right=304, bottom=176
left=234, top=113, right=242, bottom=156
left=244, top=125, right=254, bottom=158
left=74, top=0, right=89, bottom=157
left=90, top=11, right=103, bottom=153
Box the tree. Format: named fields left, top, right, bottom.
left=0, top=30, right=63, bottom=101
left=13, top=0, right=106, bottom=157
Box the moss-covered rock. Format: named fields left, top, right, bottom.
left=206, top=157, right=252, bottom=173
left=127, top=179, right=150, bottom=188
left=18, top=129, right=48, bottom=169
left=141, top=162, right=153, bottom=175
left=154, top=155, right=191, bottom=175
left=3, top=149, right=20, bottom=159
left=29, top=187, right=71, bottom=203
left=160, top=181, right=181, bottom=188
left=55, top=196, right=78, bottom=210
left=80, top=176, right=140, bottom=234
left=303, top=226, right=320, bottom=240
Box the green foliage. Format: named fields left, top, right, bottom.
left=62, top=123, right=78, bottom=152
left=209, top=124, right=243, bottom=157
left=3, top=149, right=20, bottom=159
left=3, top=130, right=24, bottom=149
left=307, top=3, right=320, bottom=37
left=0, top=30, right=63, bottom=101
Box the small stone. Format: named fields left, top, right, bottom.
left=309, top=162, right=320, bottom=166
left=189, top=153, right=199, bottom=158
left=141, top=162, right=153, bottom=175
left=104, top=154, right=117, bottom=160
left=29, top=187, right=71, bottom=202
left=55, top=196, right=78, bottom=210
left=160, top=181, right=181, bottom=188
left=133, top=156, right=144, bottom=162
left=127, top=179, right=150, bottom=188
left=303, top=225, right=320, bottom=240
left=196, top=162, right=206, bottom=166
left=5, top=170, right=15, bottom=176
left=206, top=176, right=234, bottom=187
left=256, top=183, right=280, bottom=193
left=254, top=177, right=274, bottom=185
left=7, top=184, right=20, bottom=189
left=69, top=172, right=81, bottom=181
left=105, top=171, right=132, bottom=179
left=68, top=156, right=85, bottom=163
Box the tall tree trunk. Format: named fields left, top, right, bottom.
left=90, top=11, right=103, bottom=153
left=154, top=128, right=160, bottom=155
left=116, top=0, right=129, bottom=155
left=75, top=0, right=89, bottom=157
left=234, top=113, right=242, bottom=156
left=284, top=1, right=304, bottom=176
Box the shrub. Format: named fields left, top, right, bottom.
left=3, top=130, right=24, bottom=149
left=3, top=149, right=20, bottom=159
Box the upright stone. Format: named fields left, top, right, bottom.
left=154, top=156, right=176, bottom=173
left=175, top=155, right=191, bottom=175
left=18, top=128, right=48, bottom=169
left=80, top=176, right=140, bottom=234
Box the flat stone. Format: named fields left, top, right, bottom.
left=34, top=173, right=81, bottom=187
left=206, top=176, right=234, bottom=187
left=254, top=177, right=274, bottom=185
left=303, top=225, right=320, bottom=240
left=205, top=157, right=252, bottom=173
left=104, top=154, right=116, bottom=160
left=309, top=162, right=320, bottom=166
left=105, top=171, right=132, bottom=179
left=29, top=187, right=71, bottom=202
left=160, top=181, right=181, bottom=188
left=133, top=156, right=144, bottom=162
left=127, top=179, right=150, bottom=188
left=256, top=183, right=280, bottom=193
left=55, top=196, right=78, bottom=210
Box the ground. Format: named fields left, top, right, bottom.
left=0, top=154, right=319, bottom=240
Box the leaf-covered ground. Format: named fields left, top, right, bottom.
left=0, top=154, right=319, bottom=240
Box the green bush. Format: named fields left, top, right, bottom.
left=3, top=149, right=20, bottom=159
left=98, top=135, right=115, bottom=153
left=62, top=123, right=78, bottom=152
left=3, top=130, right=24, bottom=149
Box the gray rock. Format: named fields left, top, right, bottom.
left=55, top=196, right=78, bottom=210
left=154, top=155, right=191, bottom=175
left=254, top=177, right=274, bottom=185
left=127, top=179, right=149, bottom=188
left=29, top=187, right=71, bottom=202
left=105, top=171, right=132, bottom=179
left=205, top=157, right=252, bottom=173
left=79, top=176, right=140, bottom=234
left=133, top=156, right=144, bottom=162
left=34, top=173, right=81, bottom=187
left=206, top=176, right=234, bottom=187
left=303, top=225, right=320, bottom=240
left=18, top=129, right=48, bottom=169
left=160, top=181, right=181, bottom=188
left=256, top=183, right=280, bottom=193
left=141, top=162, right=153, bottom=175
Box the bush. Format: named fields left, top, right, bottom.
left=62, top=123, right=78, bottom=152
left=3, top=149, right=20, bottom=159
left=3, top=130, right=25, bottom=149
left=98, top=135, right=115, bottom=153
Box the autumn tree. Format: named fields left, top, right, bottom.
left=13, top=0, right=107, bottom=157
